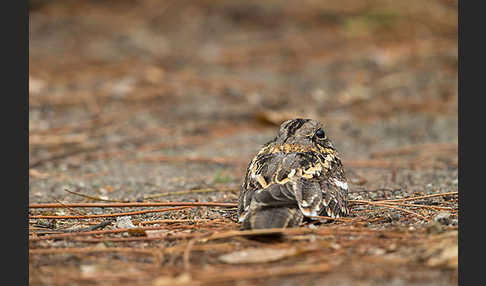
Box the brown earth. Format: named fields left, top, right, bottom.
left=29, top=1, right=458, bottom=285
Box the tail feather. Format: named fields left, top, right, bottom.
left=242, top=206, right=303, bottom=230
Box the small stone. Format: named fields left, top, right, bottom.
left=434, top=212, right=451, bottom=225
left=80, top=265, right=98, bottom=278
left=368, top=248, right=386, bottom=256
left=115, top=216, right=135, bottom=229
left=389, top=213, right=402, bottom=221
left=94, top=242, right=106, bottom=249
left=425, top=221, right=444, bottom=234
left=91, top=208, right=104, bottom=215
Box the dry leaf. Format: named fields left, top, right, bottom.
left=426, top=244, right=457, bottom=269
left=255, top=110, right=295, bottom=126
left=29, top=169, right=49, bottom=179
left=29, top=76, right=47, bottom=95
left=128, top=228, right=147, bottom=237
left=146, top=229, right=170, bottom=237
left=153, top=273, right=192, bottom=286
left=219, top=247, right=299, bottom=264
left=422, top=231, right=458, bottom=269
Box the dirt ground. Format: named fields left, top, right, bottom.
left=29, top=1, right=458, bottom=285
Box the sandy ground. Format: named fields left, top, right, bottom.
left=29, top=1, right=458, bottom=285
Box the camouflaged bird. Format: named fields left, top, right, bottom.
left=238, top=118, right=349, bottom=230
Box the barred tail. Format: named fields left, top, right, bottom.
left=242, top=206, right=303, bottom=230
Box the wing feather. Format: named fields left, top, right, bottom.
left=320, top=181, right=349, bottom=218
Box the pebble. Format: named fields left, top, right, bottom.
left=115, top=216, right=135, bottom=229
left=434, top=212, right=451, bottom=225
left=425, top=221, right=444, bottom=234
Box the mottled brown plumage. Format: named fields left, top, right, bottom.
left=238, top=118, right=349, bottom=230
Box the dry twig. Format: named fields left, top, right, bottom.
left=29, top=247, right=161, bottom=265
left=350, top=200, right=428, bottom=220
left=29, top=201, right=238, bottom=209
left=374, top=191, right=458, bottom=203
left=143, top=187, right=237, bottom=200
left=29, top=206, right=193, bottom=219
left=63, top=188, right=126, bottom=203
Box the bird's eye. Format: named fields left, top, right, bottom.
left=315, top=129, right=325, bottom=139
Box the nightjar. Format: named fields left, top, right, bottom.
left=238, top=118, right=349, bottom=230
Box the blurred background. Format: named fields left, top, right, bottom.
left=29, top=0, right=457, bottom=197
left=29, top=0, right=458, bottom=201
left=29, top=1, right=458, bottom=285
